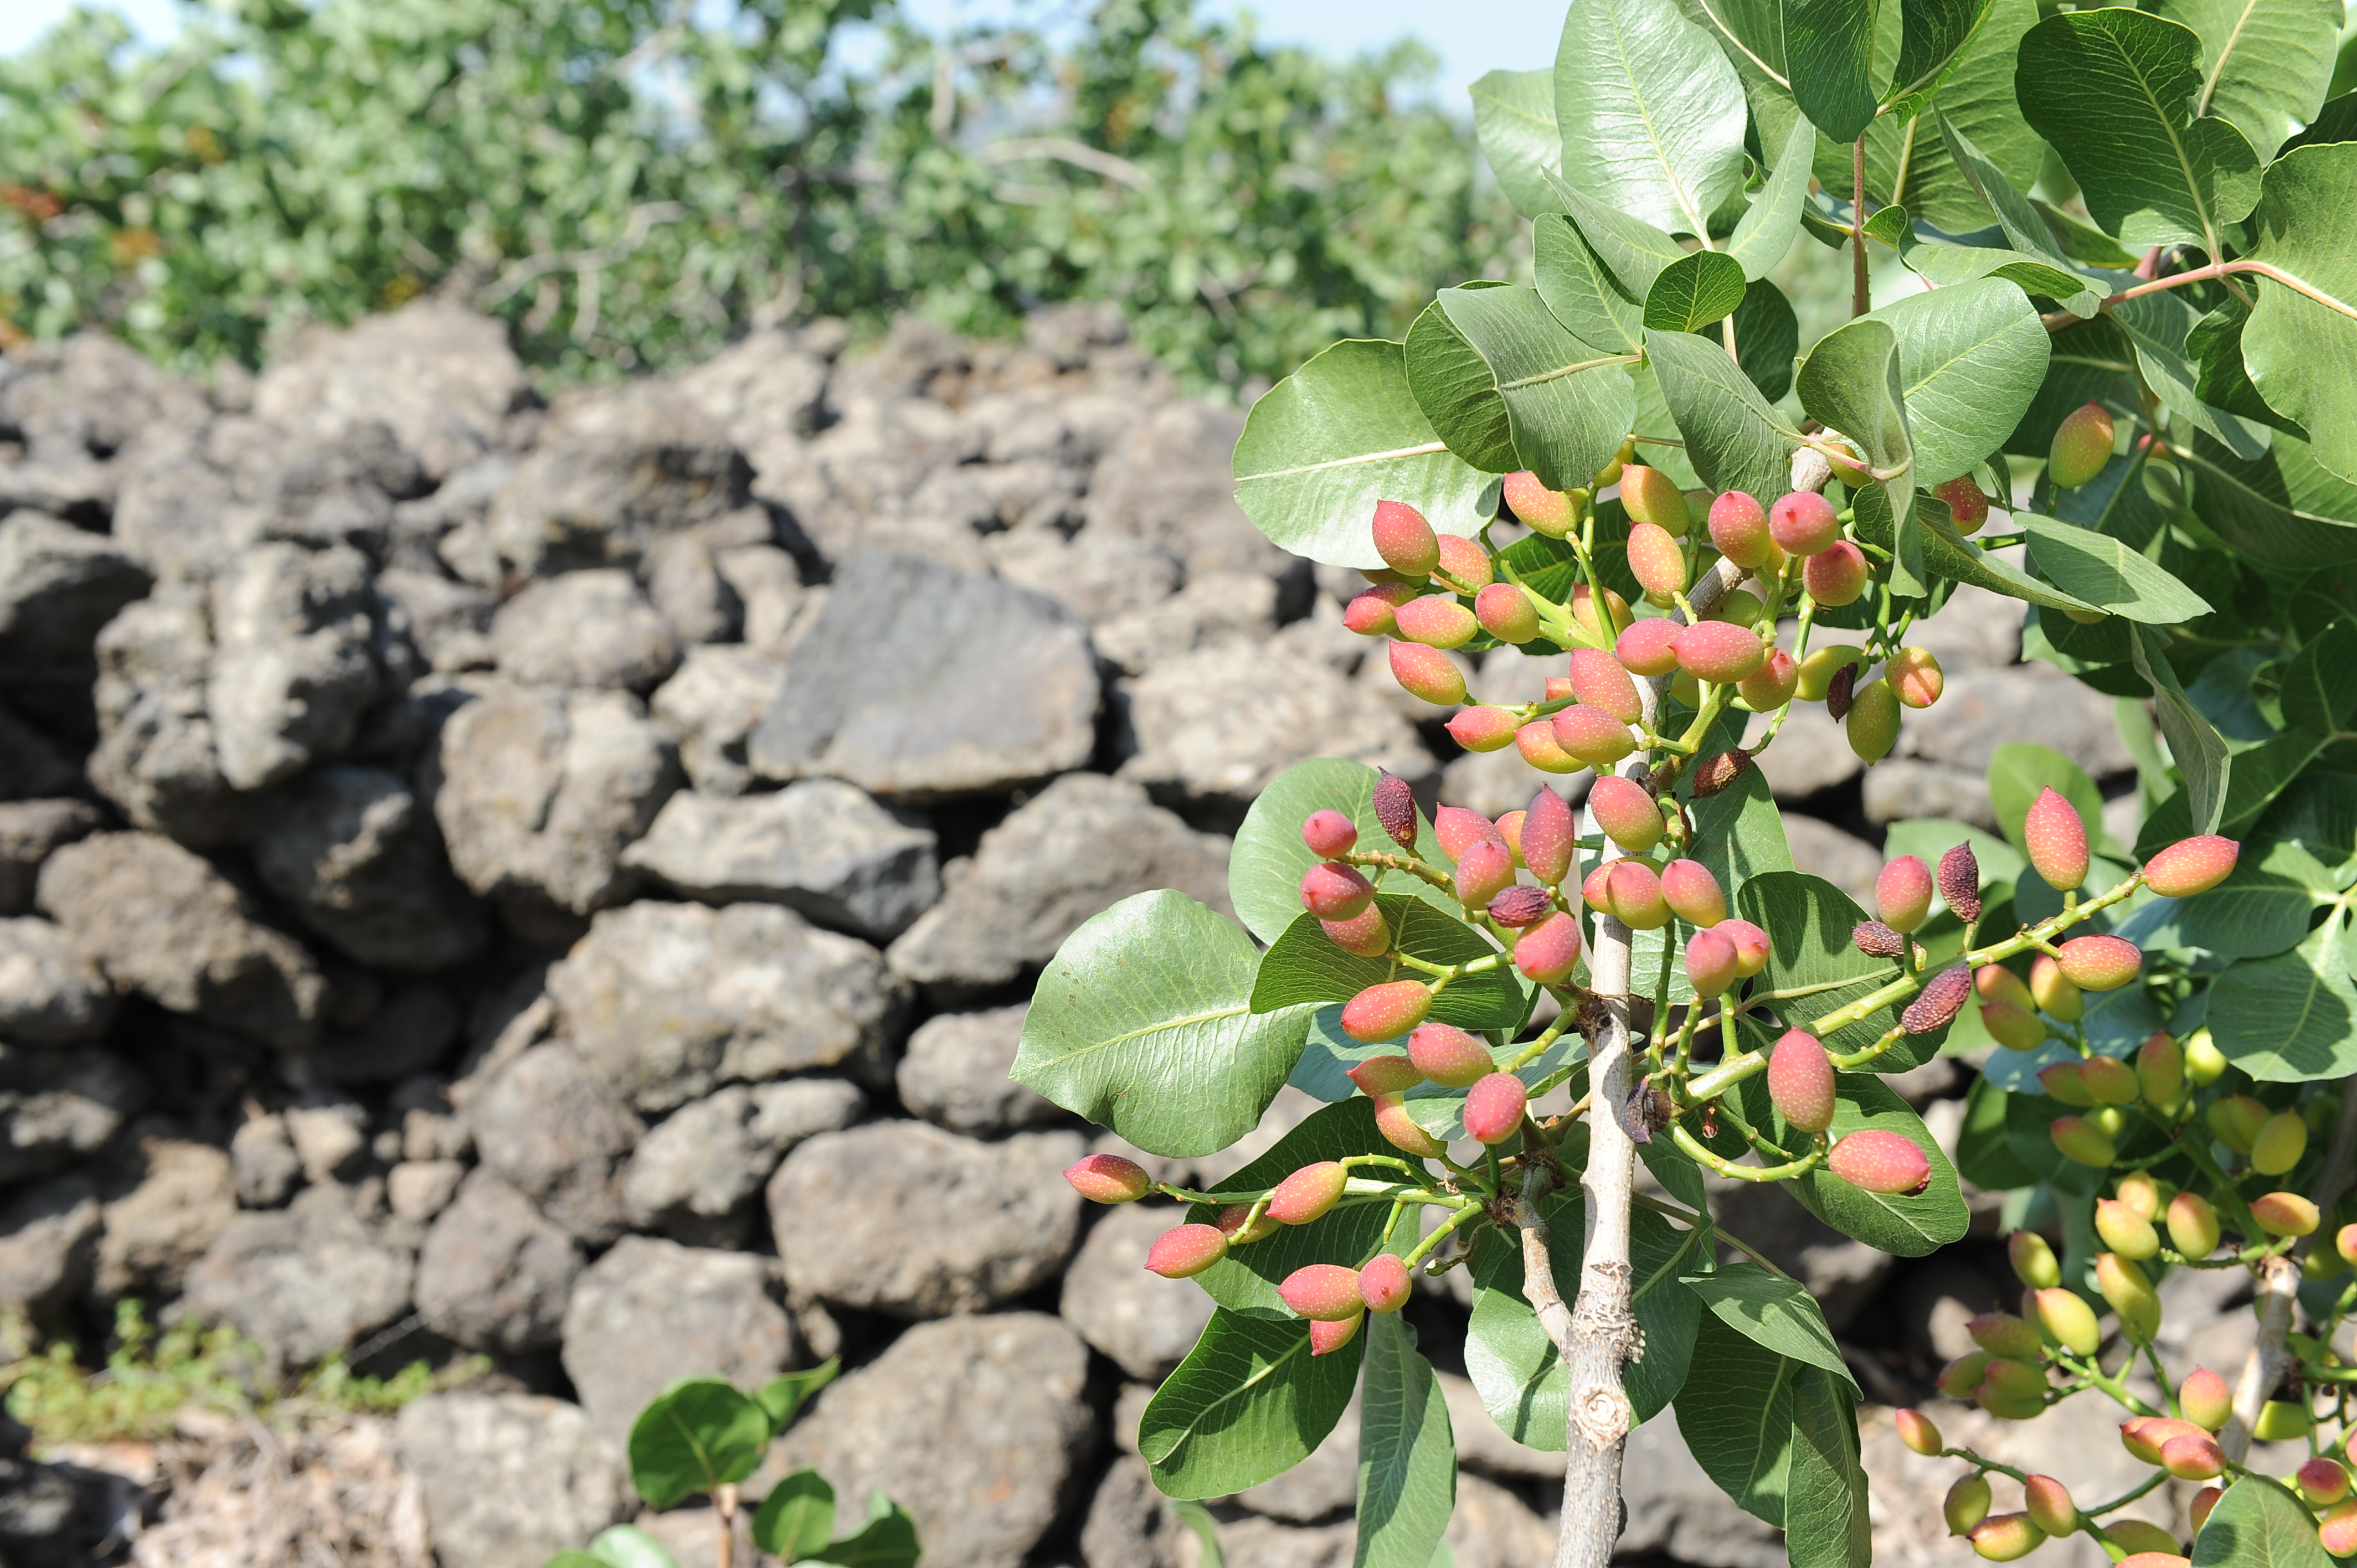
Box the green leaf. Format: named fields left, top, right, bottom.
left=1139, top=1309, right=1362, bottom=1499
left=1183, top=1098, right=1415, bottom=1318
left=1928, top=105, right=2068, bottom=266
left=1736, top=871, right=1939, bottom=1067
left=547, top=1555, right=612, bottom=1568
left=1887, top=0, right=1999, bottom=116
left=1797, top=317, right=1917, bottom=589
left=2191, top=1475, right=2338, bottom=1567
left=1705, top=277, right=1801, bottom=405
left=1643, top=251, right=1749, bottom=334
left=1726, top=117, right=1818, bottom=282
left=752, top=1471, right=836, bottom=1563
left=1232, top=339, right=1493, bottom=569
left=1840, top=0, right=2042, bottom=236
left=1250, top=899, right=1529, bottom=1034
left=2018, top=514, right=2214, bottom=623
left=2130, top=625, right=2229, bottom=834
left=2207, top=916, right=2357, bottom=1082
left=2189, top=296, right=2308, bottom=440
left=2111, top=290, right=2276, bottom=461
left=1987, top=744, right=2103, bottom=859
left=1546, top=174, right=1693, bottom=305
left=2240, top=144, right=2357, bottom=486
left=2010, top=314, right=2142, bottom=460
left=1783, top=1369, right=1871, bottom=1568
left=1646, top=329, right=1798, bottom=505
left=1553, top=0, right=1749, bottom=236
left=1437, top=285, right=1640, bottom=491
left=2158, top=0, right=2343, bottom=158
left=2276, top=616, right=2357, bottom=739
left=1861, top=490, right=2100, bottom=616
left=1735, top=1065, right=1970, bottom=1254
left=2014, top=8, right=2263, bottom=253
left=1173, top=1502, right=1226, bottom=1568
left=1672, top=1313, right=1795, bottom=1524
left=1869, top=277, right=2051, bottom=486
left=2124, top=833, right=2332, bottom=958
left=1229, top=759, right=1456, bottom=946
left=1785, top=0, right=1886, bottom=141
left=1015, top=891, right=1316, bottom=1158
left=2180, top=427, right=2357, bottom=568
left=627, top=1379, right=773, bottom=1510
left=1681, top=1265, right=1859, bottom=1396
left=809, top=1498, right=920, bottom=1568
left=1465, top=1189, right=1704, bottom=1443
left=1954, top=1076, right=2042, bottom=1190
left=1405, top=302, right=1517, bottom=476
left=752, top=1361, right=838, bottom=1438
left=1470, top=68, right=1563, bottom=219
left=1533, top=215, right=1647, bottom=357
left=1901, top=242, right=2099, bottom=317
left=585, top=1526, right=679, bottom=1568
left=1354, top=1314, right=1457, bottom=1568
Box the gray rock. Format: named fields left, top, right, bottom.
left=1092, top=571, right=1279, bottom=675
left=1058, top=1203, right=1215, bottom=1381
left=0, top=917, right=115, bottom=1045
left=1442, top=746, right=1587, bottom=822
left=0, top=448, right=112, bottom=524
left=414, top=1169, right=585, bottom=1354
left=714, top=544, right=808, bottom=653
left=1898, top=662, right=2134, bottom=780
left=466, top=1042, right=643, bottom=1245
left=1622, top=1412, right=1785, bottom=1568
left=1, top=332, right=209, bottom=461
left=1743, top=702, right=1861, bottom=802
left=894, top=1005, right=1064, bottom=1136
left=253, top=299, right=528, bottom=481
left=1910, top=581, right=2025, bottom=671
left=307, top=979, right=464, bottom=1084
left=0, top=512, right=153, bottom=692
left=0, top=1452, right=100, bottom=1568
left=1446, top=1473, right=1558, bottom=1568
left=37, top=831, right=326, bottom=1050
left=621, top=781, right=940, bottom=941
left=0, top=1173, right=100, bottom=1319
left=548, top=901, right=907, bottom=1112
left=1779, top=815, right=1883, bottom=910
left=1238, top=1388, right=1357, bottom=1521
left=559, top=1236, right=794, bottom=1443
left=428, top=683, right=681, bottom=936
left=487, top=384, right=752, bottom=579
left=1862, top=757, right=1999, bottom=829
left=1437, top=1371, right=1561, bottom=1481
left=0, top=801, right=101, bottom=915
left=86, top=590, right=252, bottom=845
left=1708, top=1181, right=1891, bottom=1333
left=0, top=711, right=77, bottom=806
left=642, top=533, right=742, bottom=646
left=676, top=327, right=833, bottom=451
left=1085, top=401, right=1295, bottom=579
left=747, top=551, right=1099, bottom=801
left=205, top=541, right=382, bottom=791
left=179, top=1182, right=415, bottom=1367
left=92, top=1138, right=237, bottom=1299
left=1207, top=1517, right=1356, bottom=1568
left=251, top=765, right=490, bottom=972
left=650, top=645, right=784, bottom=798
left=765, top=1122, right=1083, bottom=1317
left=887, top=773, right=1232, bottom=993
left=1119, top=641, right=1434, bottom=814
left=0, top=1050, right=142, bottom=1188
left=230, top=1114, right=302, bottom=1207
left=387, top=1159, right=465, bottom=1223
left=1079, top=1455, right=1186, bottom=1568
left=374, top=568, right=496, bottom=673
left=396, top=1392, right=629, bottom=1568
left=282, top=1094, right=369, bottom=1183
left=986, top=528, right=1183, bottom=628
left=620, top=1079, right=864, bottom=1240
left=491, top=569, right=682, bottom=692
left=771, top=1313, right=1093, bottom=1568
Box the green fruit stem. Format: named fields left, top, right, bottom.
left=1668, top=1122, right=1825, bottom=1183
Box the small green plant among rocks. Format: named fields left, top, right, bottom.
left=1008, top=0, right=2357, bottom=1559
left=540, top=1361, right=920, bottom=1568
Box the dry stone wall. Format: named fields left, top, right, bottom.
left=0, top=300, right=2159, bottom=1568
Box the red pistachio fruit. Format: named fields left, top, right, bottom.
left=1659, top=859, right=1727, bottom=927
left=1967, top=1514, right=2042, bottom=1561
left=1514, top=912, right=1584, bottom=985
left=1448, top=704, right=1522, bottom=753
left=2049, top=401, right=2116, bottom=490
left=1408, top=1022, right=1494, bottom=1088
left=1453, top=839, right=1516, bottom=907
left=2143, top=834, right=2240, bottom=898
left=1605, top=859, right=1672, bottom=930
left=1464, top=1071, right=1529, bottom=1145
left=2189, top=1487, right=2224, bottom=1535
left=1340, top=980, right=1432, bottom=1043
left=2056, top=935, right=2143, bottom=992
left=1887, top=646, right=1943, bottom=708
left=1388, top=641, right=1466, bottom=705
left=2168, top=1192, right=2221, bottom=1257
left=1944, top=1473, right=1992, bottom=1535
left=1516, top=719, right=1585, bottom=774
left=2340, top=1222, right=2357, bottom=1268
left=1738, top=649, right=1799, bottom=711
left=1827, top=1129, right=1931, bottom=1195
left=1977, top=964, right=2035, bottom=1010
left=2029, top=953, right=2083, bottom=1023
left=1371, top=499, right=1440, bottom=578
left=1502, top=471, right=1578, bottom=537
left=1626, top=521, right=1688, bottom=597
left=2322, top=1498, right=2357, bottom=1557
left=2023, top=1474, right=2077, bottom=1538
left=2077, top=1054, right=2137, bottom=1105
left=1571, top=583, right=1631, bottom=643
left=1310, top=1311, right=1366, bottom=1356
left=1475, top=582, right=1539, bottom=643
left=1976, top=1356, right=2048, bottom=1419
left=1854, top=919, right=1906, bottom=958
left=1876, top=854, right=1934, bottom=932
left=1938, top=842, right=1982, bottom=921
left=1686, top=927, right=1740, bottom=997
left=1344, top=582, right=1418, bottom=635
left=1393, top=595, right=1478, bottom=649
left=1804, top=540, right=1871, bottom=607
left=2251, top=1190, right=2321, bottom=1237
left=1569, top=647, right=1643, bottom=724
left=2023, top=785, right=2090, bottom=891
left=1933, top=475, right=1989, bottom=534
left=2116, top=1553, right=2190, bottom=1568
left=2303, top=1458, right=2354, bottom=1507
left=1894, top=1408, right=1942, bottom=1456
left=1982, top=998, right=2046, bottom=1052
left=1300, top=861, right=1375, bottom=920
left=1614, top=618, right=1683, bottom=678
left=1937, top=1352, right=1994, bottom=1401
left=2160, top=1432, right=2225, bottom=1481
left=1717, top=917, right=1769, bottom=977
left=2049, top=1115, right=2117, bottom=1167
left=1768, top=489, right=1843, bottom=555
left=1372, top=1091, right=1447, bottom=1158
left=2178, top=1367, right=2231, bottom=1431
left=1373, top=770, right=1419, bottom=850
left=1347, top=1056, right=1423, bottom=1097
left=1589, top=775, right=1665, bottom=853
left=1489, top=884, right=1553, bottom=927
left=1520, top=788, right=1576, bottom=886
left=1359, top=1254, right=1412, bottom=1314
left=1145, top=1224, right=1229, bottom=1278
left=1620, top=465, right=1692, bottom=535
left=1434, top=533, right=1491, bottom=591
left=1216, top=1202, right=1280, bottom=1245
left=1066, top=1154, right=1151, bottom=1204
left=1551, top=703, right=1638, bottom=768
left=1902, top=965, right=1972, bottom=1034
left=1301, top=809, right=1357, bottom=859
left=1767, top=1029, right=1837, bottom=1133
left=1967, top=1311, right=2040, bottom=1360
left=2107, top=1524, right=2184, bottom=1560
left=1673, top=620, right=1767, bottom=685
left=1321, top=905, right=1391, bottom=957
left=1279, top=1263, right=1366, bottom=1321
left=1267, top=1161, right=1350, bottom=1225
left=1434, top=805, right=1502, bottom=863
left=1707, top=489, right=1776, bottom=569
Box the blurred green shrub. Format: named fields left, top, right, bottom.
left=0, top=0, right=1519, bottom=393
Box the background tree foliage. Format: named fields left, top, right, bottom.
left=0, top=0, right=1521, bottom=391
